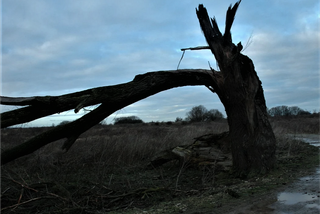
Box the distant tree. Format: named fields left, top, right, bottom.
left=289, top=106, right=311, bottom=116
left=186, top=105, right=208, bottom=122
left=268, top=107, right=280, bottom=117
left=288, top=106, right=301, bottom=115
left=205, top=109, right=224, bottom=121
left=186, top=106, right=224, bottom=122
left=175, top=117, right=183, bottom=122
left=297, top=110, right=311, bottom=116
left=268, top=105, right=311, bottom=117
left=114, top=116, right=143, bottom=125
left=268, top=106, right=289, bottom=117
left=311, top=111, right=320, bottom=118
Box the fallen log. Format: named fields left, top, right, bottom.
left=148, top=131, right=232, bottom=171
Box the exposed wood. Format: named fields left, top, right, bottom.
left=148, top=132, right=232, bottom=171
left=196, top=1, right=276, bottom=177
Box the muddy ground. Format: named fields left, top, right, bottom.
left=213, top=167, right=320, bottom=214
left=186, top=134, right=320, bottom=214
left=1, top=122, right=319, bottom=214
left=108, top=134, right=320, bottom=214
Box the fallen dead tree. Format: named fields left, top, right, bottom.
left=1, top=1, right=276, bottom=177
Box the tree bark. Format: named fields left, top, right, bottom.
left=1, top=69, right=215, bottom=164
left=196, top=1, right=276, bottom=177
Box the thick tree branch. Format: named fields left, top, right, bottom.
left=1, top=69, right=214, bottom=128
left=1, top=69, right=217, bottom=164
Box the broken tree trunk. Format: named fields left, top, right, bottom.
left=195, top=1, right=276, bottom=177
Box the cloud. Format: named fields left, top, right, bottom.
left=2, top=0, right=319, bottom=126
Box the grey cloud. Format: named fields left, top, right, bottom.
left=2, top=0, right=319, bottom=126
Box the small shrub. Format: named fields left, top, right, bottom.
left=114, top=116, right=144, bottom=125
left=175, top=117, right=183, bottom=123
left=186, top=105, right=224, bottom=122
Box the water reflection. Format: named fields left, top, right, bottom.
left=270, top=135, right=320, bottom=213
left=306, top=203, right=320, bottom=210
left=278, top=192, right=317, bottom=205
left=302, top=167, right=320, bottom=180
left=288, top=134, right=320, bottom=147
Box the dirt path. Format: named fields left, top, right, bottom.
left=270, top=167, right=320, bottom=213
left=225, top=134, right=320, bottom=214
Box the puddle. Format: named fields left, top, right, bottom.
left=302, top=167, right=320, bottom=180
left=270, top=135, right=320, bottom=213
left=306, top=203, right=320, bottom=209
left=296, top=137, right=320, bottom=147
left=310, top=143, right=320, bottom=147
left=299, top=166, right=320, bottom=181
left=278, top=192, right=318, bottom=205
left=287, top=134, right=320, bottom=147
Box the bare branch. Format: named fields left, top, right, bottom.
left=180, top=46, right=210, bottom=51
left=1, top=69, right=218, bottom=164
left=177, top=46, right=212, bottom=70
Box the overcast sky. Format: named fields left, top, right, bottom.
left=1, top=0, right=319, bottom=126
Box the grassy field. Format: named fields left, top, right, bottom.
left=1, top=116, right=319, bottom=213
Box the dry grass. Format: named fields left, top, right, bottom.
left=1, top=117, right=318, bottom=213
left=2, top=121, right=228, bottom=169
left=270, top=116, right=319, bottom=135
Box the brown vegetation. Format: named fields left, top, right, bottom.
left=270, top=114, right=319, bottom=134
left=1, top=117, right=319, bottom=213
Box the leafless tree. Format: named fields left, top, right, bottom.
left=1, top=1, right=276, bottom=177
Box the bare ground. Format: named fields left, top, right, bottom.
left=1, top=118, right=319, bottom=213
left=184, top=134, right=320, bottom=214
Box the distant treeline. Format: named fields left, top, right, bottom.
left=112, top=105, right=224, bottom=125
left=113, top=116, right=144, bottom=125
left=267, top=105, right=318, bottom=117
left=57, top=105, right=318, bottom=126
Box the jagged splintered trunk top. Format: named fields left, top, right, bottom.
left=196, top=1, right=276, bottom=177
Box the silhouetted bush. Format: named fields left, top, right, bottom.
left=206, top=109, right=224, bottom=121
left=268, top=105, right=311, bottom=117
left=186, top=105, right=208, bottom=122
left=175, top=117, right=183, bottom=123
left=186, top=105, right=224, bottom=122
left=114, top=116, right=144, bottom=125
